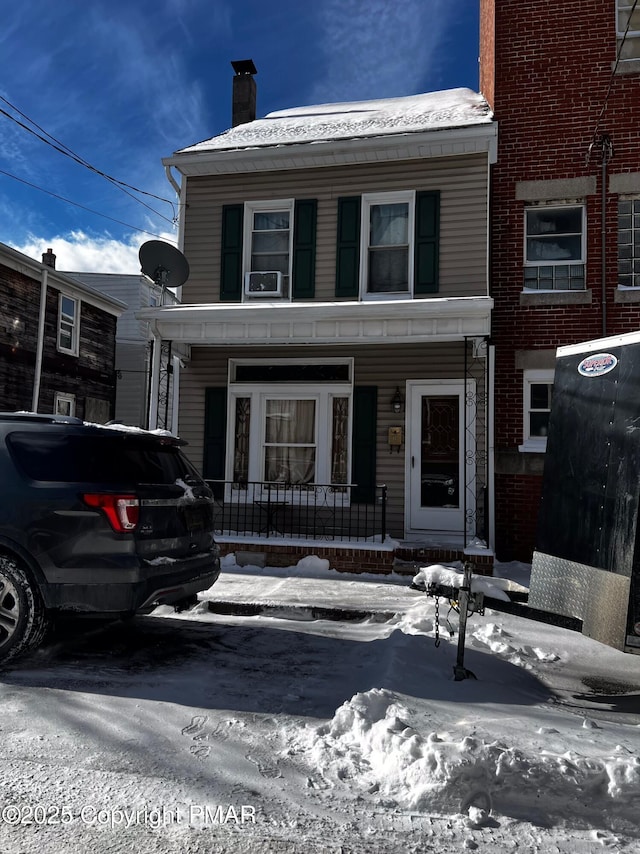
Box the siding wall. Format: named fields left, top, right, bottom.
left=181, top=155, right=489, bottom=304
left=178, top=341, right=482, bottom=538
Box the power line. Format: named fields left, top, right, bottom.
left=0, top=95, right=177, bottom=223
left=0, top=167, right=173, bottom=240
left=587, top=0, right=639, bottom=162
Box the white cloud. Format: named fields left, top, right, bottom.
left=312, top=0, right=449, bottom=103
left=10, top=230, right=178, bottom=275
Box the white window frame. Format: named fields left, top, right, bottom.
left=523, top=204, right=586, bottom=291
left=54, top=392, right=76, bottom=418
left=519, top=369, right=554, bottom=453
left=57, top=293, right=79, bottom=355
left=617, top=196, right=640, bottom=288
left=360, top=190, right=415, bottom=300
left=617, top=1, right=640, bottom=63
left=226, top=359, right=353, bottom=501
left=242, top=199, right=294, bottom=302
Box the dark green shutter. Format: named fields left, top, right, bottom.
left=203, top=387, right=227, bottom=498
left=292, top=199, right=317, bottom=299
left=220, top=204, right=243, bottom=301
left=335, top=196, right=361, bottom=297
left=351, top=386, right=377, bottom=503
left=414, top=190, right=440, bottom=294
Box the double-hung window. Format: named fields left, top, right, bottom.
left=243, top=199, right=294, bottom=299
left=520, top=369, right=554, bottom=452
left=617, top=1, right=640, bottom=63
left=54, top=392, right=75, bottom=417
left=524, top=205, right=585, bottom=290
left=362, top=191, right=415, bottom=297
left=57, top=294, right=79, bottom=355
left=618, top=198, right=640, bottom=287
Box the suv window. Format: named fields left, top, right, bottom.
left=7, top=432, right=198, bottom=484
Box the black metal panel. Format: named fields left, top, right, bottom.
left=534, top=339, right=640, bottom=645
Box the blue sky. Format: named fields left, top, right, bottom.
left=0, top=0, right=480, bottom=273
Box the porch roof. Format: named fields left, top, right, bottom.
left=137, top=296, right=492, bottom=348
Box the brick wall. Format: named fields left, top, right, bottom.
left=481, top=0, right=640, bottom=561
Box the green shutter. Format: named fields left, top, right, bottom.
left=414, top=190, right=440, bottom=294
left=292, top=199, right=317, bottom=299
left=203, top=387, right=227, bottom=498
left=351, top=386, right=377, bottom=503
left=220, top=204, right=243, bottom=301
left=335, top=196, right=361, bottom=298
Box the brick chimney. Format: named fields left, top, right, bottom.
left=42, top=248, right=56, bottom=269
left=231, top=59, right=257, bottom=127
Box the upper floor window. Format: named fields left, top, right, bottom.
left=618, top=198, right=640, bottom=287
left=57, top=294, right=79, bottom=355
left=523, top=205, right=585, bottom=291
left=243, top=199, right=294, bottom=300
left=520, top=369, right=554, bottom=453
left=362, top=192, right=415, bottom=297
left=617, top=1, right=640, bottom=62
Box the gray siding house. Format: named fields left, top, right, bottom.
left=140, top=72, right=497, bottom=571
left=66, top=272, right=181, bottom=430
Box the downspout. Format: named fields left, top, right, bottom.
left=164, top=164, right=186, bottom=302
left=487, top=342, right=496, bottom=554
left=600, top=135, right=612, bottom=337
left=32, top=267, right=48, bottom=412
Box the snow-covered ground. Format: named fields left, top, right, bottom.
left=1, top=555, right=639, bottom=853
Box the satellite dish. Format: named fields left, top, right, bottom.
left=139, top=240, right=190, bottom=289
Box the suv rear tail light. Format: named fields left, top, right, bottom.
left=83, top=494, right=140, bottom=532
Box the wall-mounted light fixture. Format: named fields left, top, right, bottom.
left=390, top=386, right=404, bottom=414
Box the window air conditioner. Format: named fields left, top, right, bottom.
left=244, top=271, right=283, bottom=297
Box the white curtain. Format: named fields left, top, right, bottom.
left=264, top=399, right=315, bottom=483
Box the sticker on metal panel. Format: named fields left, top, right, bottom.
left=577, top=353, right=618, bottom=377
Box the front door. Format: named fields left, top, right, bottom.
left=406, top=381, right=473, bottom=536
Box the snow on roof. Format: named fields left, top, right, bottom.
left=178, top=88, right=493, bottom=155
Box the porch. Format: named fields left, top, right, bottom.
left=207, top=479, right=494, bottom=575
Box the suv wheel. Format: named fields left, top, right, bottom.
left=0, top=556, right=48, bottom=664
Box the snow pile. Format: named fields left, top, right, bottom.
left=413, top=563, right=526, bottom=602
left=180, top=88, right=492, bottom=153
left=291, top=687, right=640, bottom=827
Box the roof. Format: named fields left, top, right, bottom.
left=0, top=242, right=126, bottom=317
left=177, top=88, right=493, bottom=155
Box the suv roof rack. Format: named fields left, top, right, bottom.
left=0, top=412, right=85, bottom=425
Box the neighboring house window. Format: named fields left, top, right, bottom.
left=54, top=392, right=75, bottom=417
left=618, top=198, right=640, bottom=287
left=523, top=205, right=585, bottom=290
left=243, top=199, right=294, bottom=299
left=617, top=1, right=640, bottom=62
left=57, top=294, right=79, bottom=354
left=520, top=370, right=554, bottom=452
left=362, top=191, right=415, bottom=296
left=227, top=360, right=352, bottom=494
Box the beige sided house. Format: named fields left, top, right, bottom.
left=140, top=65, right=497, bottom=572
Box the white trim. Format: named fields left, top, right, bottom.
left=138, top=296, right=492, bottom=346
left=519, top=369, right=554, bottom=453
left=558, top=328, right=640, bottom=356
left=404, top=379, right=474, bottom=539
left=57, top=293, right=80, bottom=356
left=524, top=203, right=586, bottom=266
left=360, top=190, right=415, bottom=299
left=54, top=391, right=76, bottom=417
left=162, top=125, right=499, bottom=176
left=242, top=199, right=294, bottom=302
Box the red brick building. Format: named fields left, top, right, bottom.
left=480, top=0, right=640, bottom=560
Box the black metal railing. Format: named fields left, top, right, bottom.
left=205, top=481, right=387, bottom=543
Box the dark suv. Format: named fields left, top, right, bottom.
left=0, top=413, right=221, bottom=663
